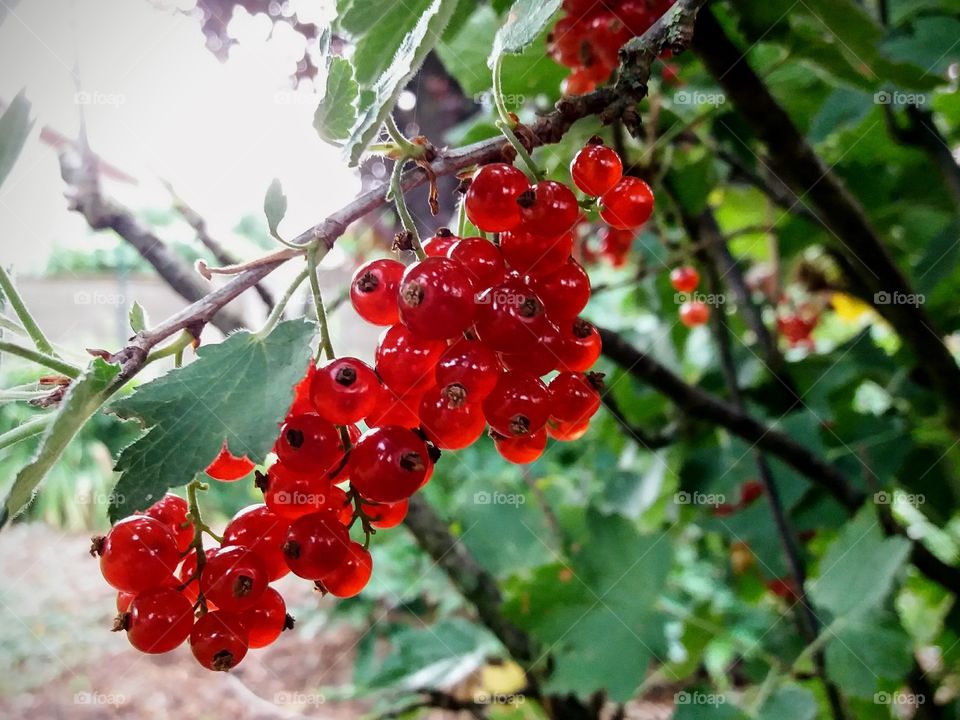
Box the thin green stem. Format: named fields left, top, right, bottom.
left=307, top=246, right=336, bottom=361
left=0, top=266, right=57, bottom=357
left=456, top=196, right=469, bottom=238
left=0, top=315, right=27, bottom=337
left=0, top=389, right=49, bottom=403
left=255, top=265, right=310, bottom=340
left=182, top=478, right=224, bottom=610
left=383, top=114, right=421, bottom=157
left=145, top=331, right=194, bottom=365
left=495, top=120, right=542, bottom=182
left=491, top=55, right=514, bottom=128
left=0, top=341, right=80, bottom=378
left=389, top=159, right=427, bottom=260
left=0, top=415, right=53, bottom=452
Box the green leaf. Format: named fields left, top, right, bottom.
left=808, top=507, right=911, bottom=617
left=344, top=0, right=459, bottom=165
left=313, top=57, right=359, bottom=146
left=824, top=611, right=913, bottom=698
left=1, top=358, right=121, bottom=527
left=108, top=319, right=314, bottom=521
left=488, top=0, right=562, bottom=65
left=757, top=684, right=818, bottom=720
left=128, top=301, right=148, bottom=334
left=0, top=89, right=33, bottom=189
left=263, top=178, right=287, bottom=238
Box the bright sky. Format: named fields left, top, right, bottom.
left=0, top=0, right=358, bottom=273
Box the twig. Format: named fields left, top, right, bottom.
left=0, top=341, right=81, bottom=378
left=0, top=266, right=57, bottom=357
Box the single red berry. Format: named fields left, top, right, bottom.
left=375, top=324, right=446, bottom=392
left=547, top=16, right=589, bottom=66
left=740, top=480, right=765, bottom=506
left=309, top=357, right=381, bottom=424
left=288, top=363, right=318, bottom=416
left=588, top=14, right=631, bottom=67
left=482, top=372, right=551, bottom=437
left=350, top=258, right=405, bottom=326
left=499, top=229, right=574, bottom=277
left=237, top=586, right=289, bottom=648
left=364, top=383, right=426, bottom=429
left=546, top=416, right=591, bottom=441
left=319, top=541, right=373, bottom=598
left=621, top=0, right=655, bottom=35
left=143, top=493, right=192, bottom=553
left=555, top=317, right=602, bottom=371
left=200, top=545, right=268, bottom=613
left=125, top=587, right=194, bottom=654
left=499, top=321, right=560, bottom=377
left=95, top=515, right=180, bottom=593
left=474, top=280, right=551, bottom=353
left=190, top=611, right=249, bottom=671
left=549, top=371, right=602, bottom=423
left=398, top=257, right=477, bottom=340
left=349, top=426, right=431, bottom=503
left=282, top=511, right=351, bottom=580
left=493, top=428, right=547, bottom=464
left=464, top=163, right=530, bottom=232
left=571, top=140, right=624, bottom=196
left=528, top=257, right=591, bottom=320
left=599, top=176, right=655, bottom=229
left=597, top=226, right=634, bottom=267
left=517, top=180, right=580, bottom=237
left=363, top=498, right=409, bottom=529
left=205, top=443, right=255, bottom=482
left=262, top=463, right=335, bottom=519
left=419, top=384, right=487, bottom=450
left=435, top=338, right=501, bottom=401
left=679, top=301, right=710, bottom=327
left=222, top=504, right=291, bottom=582
left=274, top=413, right=344, bottom=475
left=670, top=266, right=700, bottom=293
left=422, top=228, right=459, bottom=257
left=766, top=578, right=801, bottom=603
left=448, top=237, right=506, bottom=291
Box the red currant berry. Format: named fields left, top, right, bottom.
left=364, top=383, right=426, bottom=429
left=275, top=413, right=344, bottom=475
left=464, top=163, right=530, bottom=232
left=375, top=324, right=445, bottom=392
left=670, top=266, right=700, bottom=293
left=322, top=485, right=355, bottom=525
left=319, top=542, right=373, bottom=598
left=95, top=515, right=180, bottom=593
left=546, top=416, right=591, bottom=441
left=740, top=480, right=765, bottom=506
left=200, top=545, right=268, bottom=613
left=143, top=493, right=192, bottom=553
left=679, top=300, right=710, bottom=327
left=125, top=587, right=194, bottom=654
left=237, top=586, right=289, bottom=648
left=282, top=511, right=350, bottom=580
left=419, top=384, right=487, bottom=450
left=350, top=258, right=405, bottom=326
left=561, top=67, right=599, bottom=96
left=597, top=226, right=634, bottom=267
left=435, top=339, right=501, bottom=401
left=517, top=181, right=580, bottom=237
left=190, top=611, right=249, bottom=671
left=482, top=372, right=551, bottom=437
left=261, top=463, right=333, bottom=519
left=499, top=321, right=560, bottom=377
left=205, top=443, right=255, bottom=482
left=549, top=371, right=602, bottom=423
left=599, top=176, right=655, bottom=229
left=474, top=280, right=551, bottom=353
left=448, top=237, right=506, bottom=291
left=548, top=16, right=589, bottom=66
left=493, top=428, right=547, bottom=464
left=555, top=317, right=602, bottom=371
left=422, top=227, right=459, bottom=257
left=363, top=498, right=409, bottom=529
left=528, top=257, right=591, bottom=320
left=309, top=357, right=381, bottom=424
left=349, top=426, right=431, bottom=503
left=571, top=140, right=623, bottom=197
left=288, top=363, right=318, bottom=415
left=222, top=504, right=291, bottom=582
left=398, top=257, right=476, bottom=340
left=499, top=229, right=574, bottom=276
left=621, top=0, right=655, bottom=34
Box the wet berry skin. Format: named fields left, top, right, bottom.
left=237, top=586, right=289, bottom=648
left=599, top=176, right=655, bottom=230
left=448, top=237, right=505, bottom=291
left=482, top=372, right=551, bottom=437
left=222, top=504, right=291, bottom=581
left=493, top=428, right=547, bottom=464
left=571, top=141, right=623, bottom=196
left=282, top=511, right=351, bottom=580
left=125, top=588, right=194, bottom=654
left=190, top=611, right=249, bottom=671
left=518, top=180, right=580, bottom=237
left=309, top=357, right=381, bottom=424
left=96, top=515, right=180, bottom=594
left=200, top=545, right=269, bottom=613
left=274, top=413, right=344, bottom=475
left=398, top=257, right=476, bottom=340
left=350, top=258, right=405, bottom=326
left=318, top=542, right=373, bottom=598
left=375, top=324, right=446, bottom=392
left=349, top=426, right=431, bottom=503
left=464, top=163, right=530, bottom=232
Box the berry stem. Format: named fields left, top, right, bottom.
left=0, top=340, right=81, bottom=379
left=144, top=331, right=193, bottom=365
left=255, top=265, right=310, bottom=340
left=307, top=245, right=336, bottom=362
left=184, top=478, right=216, bottom=612
left=0, top=414, right=52, bottom=451
left=456, top=196, right=469, bottom=238
left=0, top=265, right=58, bottom=358
left=0, top=314, right=28, bottom=337
left=346, top=487, right=375, bottom=549
left=491, top=55, right=513, bottom=129
left=382, top=115, right=422, bottom=158
left=495, top=120, right=542, bottom=183
left=388, top=158, right=427, bottom=261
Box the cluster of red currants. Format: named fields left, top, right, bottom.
left=669, top=265, right=710, bottom=328
left=548, top=0, right=677, bottom=95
